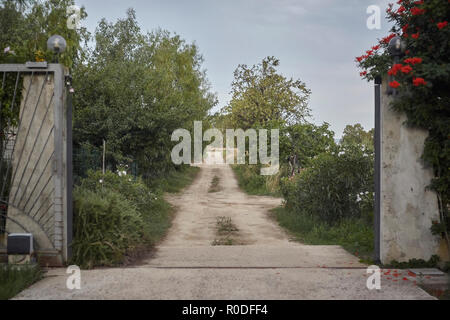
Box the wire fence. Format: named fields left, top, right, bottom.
left=73, top=145, right=139, bottom=185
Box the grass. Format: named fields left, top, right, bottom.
left=0, top=264, right=43, bottom=300
left=273, top=206, right=374, bottom=262
left=231, top=165, right=281, bottom=197
left=154, top=166, right=200, bottom=194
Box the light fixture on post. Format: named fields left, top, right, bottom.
left=387, top=36, right=406, bottom=95
left=47, top=35, right=67, bottom=63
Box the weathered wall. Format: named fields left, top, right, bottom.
left=380, top=88, right=440, bottom=263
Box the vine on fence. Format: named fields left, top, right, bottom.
left=355, top=0, right=450, bottom=255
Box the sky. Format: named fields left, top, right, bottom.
left=75, top=0, right=393, bottom=137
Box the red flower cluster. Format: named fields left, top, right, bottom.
left=413, top=77, right=426, bottom=86
left=411, top=33, right=420, bottom=39
left=401, top=65, right=413, bottom=74
left=437, top=21, right=448, bottom=30
left=388, top=63, right=404, bottom=76
left=404, top=57, right=423, bottom=65
left=360, top=71, right=367, bottom=77
left=389, top=81, right=401, bottom=88
left=411, top=7, right=425, bottom=16
left=397, top=6, right=406, bottom=14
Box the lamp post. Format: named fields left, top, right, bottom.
left=47, top=35, right=67, bottom=63
left=387, top=36, right=407, bottom=95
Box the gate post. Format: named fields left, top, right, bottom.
left=0, top=63, right=71, bottom=266
left=379, top=77, right=441, bottom=264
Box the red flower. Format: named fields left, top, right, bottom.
left=388, top=63, right=404, bottom=76
left=356, top=56, right=364, bottom=62
left=402, top=24, right=409, bottom=33
left=413, top=77, right=426, bottom=86
left=414, top=0, right=424, bottom=4
left=381, top=34, right=396, bottom=44
left=366, top=50, right=374, bottom=56
left=411, top=33, right=420, bottom=39
left=404, top=57, right=422, bottom=65
left=437, top=21, right=448, bottom=30
left=397, top=6, right=406, bottom=14
left=401, top=65, right=413, bottom=74
left=389, top=81, right=401, bottom=88
left=360, top=71, right=367, bottom=77
left=372, top=45, right=380, bottom=51
left=411, top=7, right=425, bottom=16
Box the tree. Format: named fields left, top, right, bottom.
left=0, top=0, right=89, bottom=67
left=341, top=124, right=374, bottom=153
left=73, top=9, right=216, bottom=178
left=222, top=56, right=311, bottom=130
left=280, top=122, right=336, bottom=169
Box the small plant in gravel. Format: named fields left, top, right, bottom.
left=208, top=175, right=221, bottom=193
left=212, top=217, right=240, bottom=246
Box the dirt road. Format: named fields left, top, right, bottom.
left=15, top=164, right=434, bottom=300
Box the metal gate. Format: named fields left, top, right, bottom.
left=0, top=62, right=72, bottom=266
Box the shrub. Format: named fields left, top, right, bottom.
left=71, top=169, right=183, bottom=269
left=281, top=145, right=374, bottom=225
left=71, top=187, right=146, bottom=269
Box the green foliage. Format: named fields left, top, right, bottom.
left=0, top=264, right=43, bottom=300
left=221, top=56, right=311, bottom=130
left=356, top=0, right=450, bottom=247
left=72, top=186, right=146, bottom=269
left=72, top=170, right=167, bottom=269
left=232, top=164, right=283, bottom=197
left=280, top=122, right=337, bottom=168
left=147, top=165, right=200, bottom=194
left=73, top=9, right=216, bottom=179
left=384, top=255, right=441, bottom=269
left=281, top=144, right=374, bottom=224
left=0, top=0, right=89, bottom=67
left=273, top=207, right=374, bottom=260
left=72, top=166, right=198, bottom=269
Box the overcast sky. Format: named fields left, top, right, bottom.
left=76, top=0, right=392, bottom=137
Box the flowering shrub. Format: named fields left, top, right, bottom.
left=355, top=0, right=450, bottom=250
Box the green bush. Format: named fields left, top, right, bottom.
left=72, top=187, right=146, bottom=269
left=78, top=170, right=157, bottom=216
left=281, top=145, right=374, bottom=225
left=71, top=168, right=197, bottom=269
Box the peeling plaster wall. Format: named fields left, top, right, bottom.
left=380, top=88, right=440, bottom=263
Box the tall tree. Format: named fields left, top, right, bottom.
left=223, top=56, right=311, bottom=129
left=73, top=9, right=216, bottom=178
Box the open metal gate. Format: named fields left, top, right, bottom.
left=0, top=62, right=72, bottom=266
